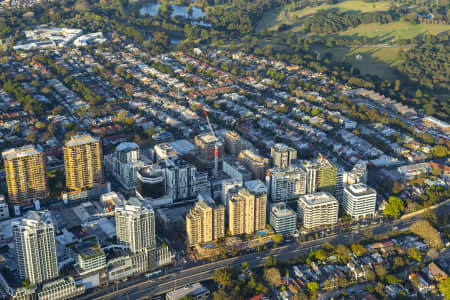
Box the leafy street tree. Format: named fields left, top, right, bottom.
left=365, top=270, right=376, bottom=281
left=410, top=220, right=443, bottom=249
left=439, top=277, right=450, bottom=300
left=375, top=264, right=387, bottom=279
left=351, top=243, right=367, bottom=256
left=266, top=256, right=277, bottom=267
left=213, top=268, right=232, bottom=289
left=264, top=267, right=281, bottom=287
left=383, top=196, right=405, bottom=218
left=432, top=145, right=448, bottom=158
left=407, top=247, right=422, bottom=262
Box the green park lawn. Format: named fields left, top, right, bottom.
left=256, top=0, right=392, bottom=31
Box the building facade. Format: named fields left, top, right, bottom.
left=297, top=192, right=339, bottom=230
left=63, top=134, right=104, bottom=191
left=228, top=187, right=266, bottom=236
left=186, top=198, right=225, bottom=246
left=12, top=211, right=59, bottom=285
left=2, top=145, right=49, bottom=207
left=266, top=167, right=306, bottom=202
left=194, top=133, right=224, bottom=162
left=222, top=131, right=241, bottom=156
left=270, top=143, right=297, bottom=169
left=269, top=203, right=297, bottom=234
left=111, top=142, right=144, bottom=190
left=37, top=278, right=85, bottom=300
left=238, top=150, right=269, bottom=181
left=342, top=183, right=377, bottom=219
left=115, top=198, right=156, bottom=253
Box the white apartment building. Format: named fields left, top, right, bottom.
left=266, top=167, right=306, bottom=202
left=115, top=197, right=155, bottom=253
left=12, top=211, right=59, bottom=285
left=111, top=142, right=144, bottom=190
left=153, top=143, right=178, bottom=161
left=0, top=195, right=9, bottom=220
left=297, top=192, right=339, bottom=230
left=342, top=183, right=377, bottom=219
left=269, top=203, right=297, bottom=234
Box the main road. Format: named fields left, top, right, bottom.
left=82, top=201, right=449, bottom=300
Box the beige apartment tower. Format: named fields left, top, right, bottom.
left=238, top=150, right=269, bottom=181
left=64, top=134, right=104, bottom=191
left=228, top=187, right=266, bottom=236
left=186, top=200, right=225, bottom=247
left=2, top=145, right=49, bottom=206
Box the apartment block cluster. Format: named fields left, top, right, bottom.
left=0, top=136, right=176, bottom=298
left=182, top=131, right=377, bottom=249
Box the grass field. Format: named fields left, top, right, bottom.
left=315, top=46, right=406, bottom=80
left=256, top=0, right=392, bottom=31
left=332, top=21, right=450, bottom=43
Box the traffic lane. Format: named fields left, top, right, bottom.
left=91, top=212, right=440, bottom=300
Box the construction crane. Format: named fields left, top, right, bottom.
left=200, top=104, right=220, bottom=176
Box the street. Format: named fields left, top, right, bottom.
left=79, top=201, right=449, bottom=300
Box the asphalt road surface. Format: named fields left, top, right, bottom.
left=81, top=202, right=449, bottom=300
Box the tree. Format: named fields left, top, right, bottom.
left=385, top=274, right=401, bottom=284
left=266, top=256, right=277, bottom=267
left=264, top=267, right=281, bottom=287
left=407, top=248, right=422, bottom=262
left=26, top=131, right=37, bottom=143
left=335, top=244, right=350, bottom=263
left=375, top=264, right=387, bottom=279
left=432, top=145, right=448, bottom=158
left=383, top=196, right=404, bottom=218
left=322, top=242, right=335, bottom=253
left=241, top=262, right=249, bottom=270
left=13, top=124, right=21, bottom=134
left=393, top=256, right=405, bottom=269
left=351, top=243, right=367, bottom=256
left=423, top=209, right=437, bottom=226
left=213, top=269, right=232, bottom=289
left=307, top=282, right=319, bottom=295
left=35, top=122, right=46, bottom=130
left=272, top=234, right=283, bottom=245
left=392, top=181, right=405, bottom=194
left=365, top=270, right=376, bottom=281
left=439, top=278, right=450, bottom=300
left=410, top=220, right=443, bottom=249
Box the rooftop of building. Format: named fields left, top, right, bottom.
left=244, top=180, right=267, bottom=194
left=115, top=142, right=139, bottom=152
left=345, top=183, right=376, bottom=196
left=117, top=197, right=153, bottom=212
left=2, top=144, right=43, bottom=159
left=272, top=143, right=295, bottom=152
left=197, top=133, right=217, bottom=144
left=65, top=134, right=99, bottom=147
left=155, top=143, right=176, bottom=152
left=13, top=210, right=54, bottom=228
left=268, top=166, right=306, bottom=176
left=239, top=149, right=267, bottom=163
left=69, top=236, right=104, bottom=259
left=299, top=192, right=337, bottom=206
left=224, top=130, right=240, bottom=139
left=166, top=283, right=209, bottom=299
left=271, top=203, right=296, bottom=218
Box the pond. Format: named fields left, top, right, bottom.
left=140, top=3, right=206, bottom=19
